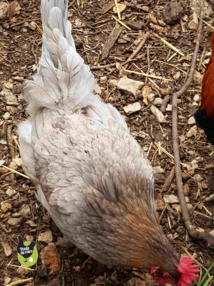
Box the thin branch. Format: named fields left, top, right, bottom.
left=172, top=0, right=214, bottom=247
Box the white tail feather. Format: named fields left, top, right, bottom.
left=25, top=0, right=95, bottom=115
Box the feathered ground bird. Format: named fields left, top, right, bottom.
left=18, top=0, right=199, bottom=284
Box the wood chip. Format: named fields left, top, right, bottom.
left=101, top=23, right=123, bottom=60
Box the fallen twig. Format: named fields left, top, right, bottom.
left=153, top=33, right=184, bottom=56
left=124, top=31, right=149, bottom=65
left=7, top=125, right=15, bottom=181
left=161, top=166, right=175, bottom=193
left=2, top=165, right=29, bottom=179
left=205, top=194, right=214, bottom=202
left=6, top=278, right=33, bottom=286
left=172, top=0, right=214, bottom=247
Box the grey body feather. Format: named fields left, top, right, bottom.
left=18, top=0, right=178, bottom=270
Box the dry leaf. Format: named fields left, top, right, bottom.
left=8, top=0, right=21, bottom=19
left=10, top=17, right=17, bottom=23
left=40, top=244, right=60, bottom=274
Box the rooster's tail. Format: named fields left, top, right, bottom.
left=194, top=32, right=214, bottom=145
left=24, top=0, right=95, bottom=115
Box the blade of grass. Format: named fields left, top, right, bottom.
left=197, top=261, right=214, bottom=286
left=203, top=275, right=213, bottom=286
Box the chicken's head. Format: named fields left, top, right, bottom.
left=151, top=257, right=200, bottom=285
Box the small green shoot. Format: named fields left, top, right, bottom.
left=197, top=261, right=214, bottom=286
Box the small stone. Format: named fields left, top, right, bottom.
left=1, top=241, right=12, bottom=256
left=141, top=6, right=149, bottom=12
left=183, top=184, right=190, bottom=196
left=166, top=104, right=172, bottom=111
left=155, top=200, right=165, bottom=211
left=194, top=174, right=203, bottom=182
left=150, top=23, right=163, bottom=32
left=100, top=76, right=107, bottom=84
left=0, top=167, right=8, bottom=175
left=186, top=125, right=197, bottom=137
left=38, top=230, right=53, bottom=243
left=26, top=220, right=37, bottom=227
left=188, top=116, right=196, bottom=125
left=201, top=181, right=208, bottom=189
left=29, top=21, right=37, bottom=30
left=17, top=265, right=31, bottom=276
left=4, top=277, right=11, bottom=285
left=12, top=158, right=23, bottom=166
left=56, top=237, right=64, bottom=246
left=164, top=194, right=179, bottom=204
left=160, top=87, right=171, bottom=95
left=153, top=97, right=163, bottom=106
left=193, top=94, right=200, bottom=102
left=142, top=86, right=152, bottom=105
left=188, top=13, right=198, bottom=30
left=173, top=71, right=181, bottom=80
left=190, top=0, right=213, bottom=18
left=209, top=229, right=214, bottom=236
left=153, top=166, right=164, bottom=174
left=13, top=76, right=24, bottom=82
left=195, top=227, right=205, bottom=233
left=149, top=11, right=157, bottom=24
left=109, top=79, right=118, bottom=87
left=151, top=105, right=165, bottom=123
left=23, top=22, right=29, bottom=27
left=25, top=235, right=34, bottom=242
left=7, top=217, right=22, bottom=226
left=0, top=2, right=8, bottom=20
left=3, top=112, right=10, bottom=120
left=162, top=1, right=184, bottom=24
left=0, top=139, right=7, bottom=145
left=1, top=89, right=18, bottom=105
left=3, top=82, right=13, bottom=90
left=6, top=188, right=17, bottom=197
left=20, top=205, right=31, bottom=216
left=22, top=28, right=28, bottom=33
left=143, top=146, right=148, bottom=152
left=123, top=102, right=141, bottom=115
left=193, top=70, right=203, bottom=85
left=8, top=161, right=18, bottom=170
left=94, top=83, right=102, bottom=95
left=117, top=77, right=144, bottom=96
left=113, top=3, right=127, bottom=14
left=147, top=93, right=155, bottom=102
left=1, top=202, right=12, bottom=213
left=108, top=96, right=114, bottom=103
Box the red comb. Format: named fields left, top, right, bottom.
left=177, top=257, right=200, bottom=286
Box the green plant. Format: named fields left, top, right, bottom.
left=197, top=261, right=214, bottom=286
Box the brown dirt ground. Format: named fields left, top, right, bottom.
left=0, top=0, right=214, bottom=285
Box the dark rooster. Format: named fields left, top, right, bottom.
left=195, top=32, right=214, bottom=144
left=17, top=235, right=35, bottom=262
left=18, top=0, right=199, bottom=284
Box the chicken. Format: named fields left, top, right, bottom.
left=17, top=235, right=36, bottom=262
left=195, top=32, right=214, bottom=145
left=18, top=0, right=199, bottom=284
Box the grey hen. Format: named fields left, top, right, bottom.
left=18, top=1, right=199, bottom=285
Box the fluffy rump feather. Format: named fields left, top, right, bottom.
left=24, top=0, right=95, bottom=116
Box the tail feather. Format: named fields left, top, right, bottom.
left=199, top=32, right=214, bottom=119
left=24, top=0, right=95, bottom=115
left=194, top=109, right=214, bottom=145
